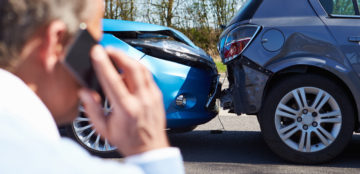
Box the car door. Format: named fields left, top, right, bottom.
left=311, top=0, right=360, bottom=76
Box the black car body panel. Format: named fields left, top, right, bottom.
left=219, top=0, right=360, bottom=126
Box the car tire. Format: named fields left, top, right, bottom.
left=63, top=98, right=121, bottom=158
left=64, top=124, right=121, bottom=158
left=259, top=73, right=354, bottom=164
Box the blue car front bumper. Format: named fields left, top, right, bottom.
left=140, top=55, right=219, bottom=128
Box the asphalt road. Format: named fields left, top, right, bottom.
left=168, top=113, right=360, bottom=174
left=111, top=74, right=360, bottom=173
left=166, top=74, right=360, bottom=174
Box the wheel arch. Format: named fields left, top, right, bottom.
left=264, top=62, right=359, bottom=131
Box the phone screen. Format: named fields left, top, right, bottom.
left=64, top=29, right=100, bottom=90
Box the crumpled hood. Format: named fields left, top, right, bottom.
left=103, top=19, right=197, bottom=49
left=102, top=19, right=217, bottom=73
left=126, top=39, right=216, bottom=72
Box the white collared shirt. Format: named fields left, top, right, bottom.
left=0, top=69, right=184, bottom=174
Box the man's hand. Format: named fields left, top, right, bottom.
left=79, top=45, right=169, bottom=156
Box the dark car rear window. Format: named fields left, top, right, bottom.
left=227, top=0, right=263, bottom=26
left=319, top=0, right=360, bottom=15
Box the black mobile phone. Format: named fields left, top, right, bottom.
left=64, top=29, right=100, bottom=90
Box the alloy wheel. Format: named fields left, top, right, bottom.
left=274, top=87, right=342, bottom=153
left=72, top=99, right=117, bottom=152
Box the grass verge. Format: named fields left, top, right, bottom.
left=215, top=61, right=227, bottom=73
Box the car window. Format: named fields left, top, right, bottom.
left=227, top=0, right=263, bottom=27
left=320, top=0, right=359, bottom=15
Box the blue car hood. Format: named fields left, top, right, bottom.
left=103, top=19, right=197, bottom=48
left=101, top=19, right=216, bottom=73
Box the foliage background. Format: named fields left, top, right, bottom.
left=104, top=0, right=245, bottom=61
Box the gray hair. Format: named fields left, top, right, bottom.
left=0, top=0, right=92, bottom=69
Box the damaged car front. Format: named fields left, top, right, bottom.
left=62, top=19, right=220, bottom=157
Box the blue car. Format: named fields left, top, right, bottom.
left=62, top=19, right=220, bottom=157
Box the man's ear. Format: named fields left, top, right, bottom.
left=39, top=20, right=67, bottom=72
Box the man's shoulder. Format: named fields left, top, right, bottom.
left=0, top=69, right=59, bottom=137
left=0, top=69, right=38, bottom=109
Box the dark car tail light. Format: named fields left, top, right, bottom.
left=219, top=25, right=261, bottom=63
left=223, top=37, right=251, bottom=60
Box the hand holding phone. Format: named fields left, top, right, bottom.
left=79, top=46, right=170, bottom=156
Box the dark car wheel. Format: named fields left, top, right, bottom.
left=259, top=74, right=354, bottom=164
left=65, top=99, right=121, bottom=158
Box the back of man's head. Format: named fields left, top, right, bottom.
left=0, top=0, right=91, bottom=70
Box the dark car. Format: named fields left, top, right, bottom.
left=218, top=0, right=360, bottom=164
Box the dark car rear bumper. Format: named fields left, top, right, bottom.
left=222, top=56, right=272, bottom=115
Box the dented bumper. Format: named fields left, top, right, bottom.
left=222, top=57, right=271, bottom=115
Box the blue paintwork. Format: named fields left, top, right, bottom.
left=100, top=34, right=144, bottom=60
left=139, top=55, right=190, bottom=110
left=100, top=19, right=217, bottom=128
left=140, top=56, right=216, bottom=127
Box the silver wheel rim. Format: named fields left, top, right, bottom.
left=72, top=99, right=117, bottom=152
left=275, top=87, right=342, bottom=153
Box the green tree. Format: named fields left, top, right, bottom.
left=151, top=0, right=184, bottom=27
left=104, top=0, right=136, bottom=21
left=209, top=0, right=242, bottom=29
left=103, top=0, right=247, bottom=59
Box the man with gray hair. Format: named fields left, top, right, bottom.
left=0, top=0, right=184, bottom=173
